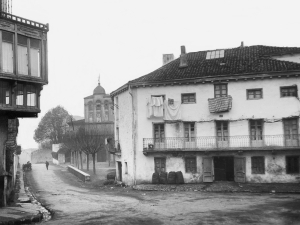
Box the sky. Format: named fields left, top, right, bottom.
left=13, top=0, right=300, bottom=149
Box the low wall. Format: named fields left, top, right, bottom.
left=67, top=165, right=90, bottom=182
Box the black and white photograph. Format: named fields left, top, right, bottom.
left=0, top=0, right=300, bottom=224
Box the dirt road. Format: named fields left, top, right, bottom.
left=25, top=164, right=300, bottom=225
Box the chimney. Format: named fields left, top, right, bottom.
left=163, top=54, right=174, bottom=65
left=240, top=41, right=244, bottom=47
left=179, top=45, right=188, bottom=68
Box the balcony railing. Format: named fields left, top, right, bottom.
left=143, top=135, right=300, bottom=151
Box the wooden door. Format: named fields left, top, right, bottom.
left=234, top=157, right=246, bottom=183
left=203, top=157, right=213, bottom=182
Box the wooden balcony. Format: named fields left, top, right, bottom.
left=143, top=135, right=300, bottom=154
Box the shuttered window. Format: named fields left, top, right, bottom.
left=251, top=156, right=265, bottom=174
left=154, top=124, right=165, bottom=142
left=216, top=121, right=228, bottom=141
left=2, top=31, right=14, bottom=73
left=184, top=123, right=195, bottom=141
left=154, top=158, right=166, bottom=173
left=250, top=120, right=263, bottom=140
left=185, top=157, right=196, bottom=173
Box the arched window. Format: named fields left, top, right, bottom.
left=104, top=100, right=109, bottom=121
left=88, top=102, right=93, bottom=122
left=96, top=100, right=102, bottom=122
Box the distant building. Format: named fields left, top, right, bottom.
left=0, top=1, right=49, bottom=206
left=82, top=81, right=114, bottom=162
left=111, top=44, right=300, bottom=185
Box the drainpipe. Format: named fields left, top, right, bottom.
left=129, top=84, right=137, bottom=185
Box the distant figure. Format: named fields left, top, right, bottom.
left=46, top=161, right=49, bottom=170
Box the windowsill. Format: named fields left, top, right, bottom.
left=247, top=98, right=263, bottom=100
left=182, top=102, right=196, bottom=104
left=280, top=96, right=298, bottom=98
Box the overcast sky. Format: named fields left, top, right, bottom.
left=14, top=0, right=300, bottom=149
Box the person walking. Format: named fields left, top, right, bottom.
left=45, top=161, right=49, bottom=170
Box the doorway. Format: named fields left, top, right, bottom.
left=213, top=156, right=234, bottom=181
left=117, top=162, right=122, bottom=181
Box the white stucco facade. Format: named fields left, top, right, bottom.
left=114, top=74, right=300, bottom=185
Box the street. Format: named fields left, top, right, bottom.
left=25, top=164, right=300, bottom=225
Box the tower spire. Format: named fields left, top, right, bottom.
left=98, top=74, right=100, bottom=85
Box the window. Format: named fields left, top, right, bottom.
left=17, top=35, right=41, bottom=77
left=286, top=156, right=299, bottom=174
left=154, top=123, right=165, bottom=142
left=26, top=85, right=37, bottom=107
left=206, top=50, right=225, bottom=59
left=281, top=86, right=297, bottom=97
left=16, top=83, right=24, bottom=106
left=250, top=120, right=263, bottom=140
left=216, top=121, right=228, bottom=141
left=88, top=102, right=93, bottom=122
left=2, top=31, right=14, bottom=73
left=283, top=118, right=298, bottom=140
left=182, top=93, right=196, bottom=103
left=214, top=84, right=227, bottom=98
left=251, top=156, right=265, bottom=174
left=185, top=157, right=196, bottom=173
left=17, top=35, right=28, bottom=75
left=184, top=123, right=195, bottom=142
left=154, top=158, right=166, bottom=173
left=104, top=100, right=109, bottom=121
left=0, top=81, right=11, bottom=106
left=96, top=100, right=101, bottom=122
left=247, top=89, right=262, bottom=100
left=30, top=38, right=41, bottom=77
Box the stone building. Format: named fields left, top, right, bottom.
left=83, top=81, right=114, bottom=162
left=0, top=2, right=49, bottom=206
left=111, top=44, right=300, bottom=185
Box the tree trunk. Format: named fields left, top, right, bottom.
left=79, top=152, right=83, bottom=170
left=86, top=153, right=89, bottom=171
left=77, top=151, right=80, bottom=169
left=92, top=153, right=96, bottom=174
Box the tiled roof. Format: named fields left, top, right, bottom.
left=131, top=45, right=300, bottom=84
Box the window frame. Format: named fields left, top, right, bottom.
left=216, top=121, right=229, bottom=141
left=283, top=118, right=299, bottom=140
left=247, top=88, right=263, bottom=100
left=181, top=93, right=196, bottom=104
left=153, top=123, right=165, bottom=143
left=249, top=120, right=264, bottom=141
left=185, top=157, right=197, bottom=173
left=1, top=30, right=14, bottom=74
left=286, top=156, right=300, bottom=174
left=184, top=122, right=195, bottom=142
left=214, top=84, right=228, bottom=98
left=280, top=86, right=298, bottom=98
left=251, top=156, right=265, bottom=174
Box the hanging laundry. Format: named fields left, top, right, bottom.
left=164, top=100, right=182, bottom=121
left=147, top=96, right=164, bottom=118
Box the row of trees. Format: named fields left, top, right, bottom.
left=34, top=105, right=114, bottom=174
left=61, top=127, right=114, bottom=174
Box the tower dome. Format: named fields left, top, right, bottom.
left=93, top=83, right=106, bottom=94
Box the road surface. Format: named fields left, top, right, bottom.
left=25, top=164, right=300, bottom=225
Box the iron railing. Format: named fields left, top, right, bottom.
left=0, top=11, right=49, bottom=31
left=143, top=135, right=300, bottom=151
